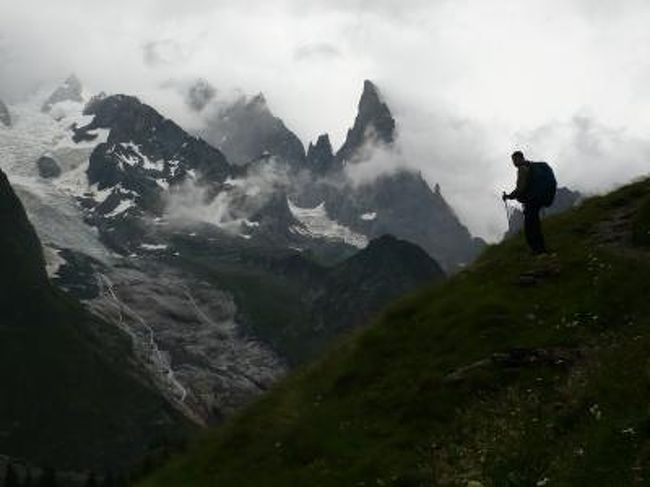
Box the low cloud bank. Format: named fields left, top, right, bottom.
left=165, top=159, right=291, bottom=233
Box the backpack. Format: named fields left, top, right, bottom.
left=527, top=162, right=557, bottom=207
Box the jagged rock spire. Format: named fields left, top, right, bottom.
left=335, top=80, right=396, bottom=164
left=307, top=133, right=337, bottom=174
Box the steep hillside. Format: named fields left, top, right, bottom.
left=145, top=177, right=650, bottom=486
left=0, top=168, right=192, bottom=474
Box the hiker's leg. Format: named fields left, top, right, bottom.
left=535, top=207, right=547, bottom=253
left=524, top=205, right=546, bottom=253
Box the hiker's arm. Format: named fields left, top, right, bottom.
left=506, top=166, right=530, bottom=200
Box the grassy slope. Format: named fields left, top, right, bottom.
left=145, top=178, right=650, bottom=486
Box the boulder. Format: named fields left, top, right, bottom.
left=37, top=156, right=62, bottom=179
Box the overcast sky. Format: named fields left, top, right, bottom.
left=2, top=0, right=650, bottom=240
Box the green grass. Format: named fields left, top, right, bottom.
left=632, top=192, right=650, bottom=247
left=143, top=177, right=650, bottom=486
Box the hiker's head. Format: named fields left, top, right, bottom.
left=511, top=151, right=526, bottom=167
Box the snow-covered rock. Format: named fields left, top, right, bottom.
left=288, top=199, right=368, bottom=249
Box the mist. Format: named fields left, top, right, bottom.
left=165, top=159, right=291, bottom=233
left=2, top=0, right=650, bottom=240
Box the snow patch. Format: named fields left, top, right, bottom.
left=288, top=199, right=368, bottom=248
left=105, top=198, right=135, bottom=218
left=140, top=243, right=169, bottom=251
left=168, top=160, right=181, bottom=177
left=360, top=212, right=377, bottom=221
left=119, top=142, right=165, bottom=172
left=43, top=245, right=66, bottom=277
left=156, top=179, right=170, bottom=190
left=89, top=184, right=113, bottom=203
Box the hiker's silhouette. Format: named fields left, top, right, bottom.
left=503, top=151, right=556, bottom=254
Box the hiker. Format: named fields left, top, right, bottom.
left=502, top=151, right=557, bottom=254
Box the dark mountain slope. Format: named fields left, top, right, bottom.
left=0, top=170, right=48, bottom=307
left=257, top=234, right=446, bottom=363
left=0, top=168, right=192, bottom=473
left=312, top=234, right=445, bottom=335
left=145, top=176, right=650, bottom=486
left=325, top=169, right=483, bottom=271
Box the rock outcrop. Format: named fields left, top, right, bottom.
left=306, top=134, right=336, bottom=174
left=36, top=155, right=62, bottom=179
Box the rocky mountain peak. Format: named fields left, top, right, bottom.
left=311, top=233, right=445, bottom=337
left=78, top=94, right=232, bottom=221
left=41, top=74, right=84, bottom=112
left=352, top=233, right=445, bottom=278
left=199, top=93, right=306, bottom=167
left=0, top=99, right=11, bottom=127
left=307, top=133, right=337, bottom=174
left=335, top=80, right=396, bottom=164
left=250, top=93, right=267, bottom=107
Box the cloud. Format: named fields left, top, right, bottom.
left=165, top=159, right=291, bottom=232
left=185, top=79, right=218, bottom=112
left=294, top=43, right=342, bottom=62
left=143, top=40, right=191, bottom=67
left=514, top=115, right=650, bottom=194
left=344, top=143, right=404, bottom=187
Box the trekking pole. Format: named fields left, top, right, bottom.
left=502, top=193, right=512, bottom=222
